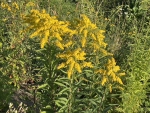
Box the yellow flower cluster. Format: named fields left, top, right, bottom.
left=25, top=2, right=35, bottom=7
left=75, top=15, right=109, bottom=55
left=57, top=48, right=93, bottom=78
left=95, top=57, right=125, bottom=91
left=1, top=2, right=19, bottom=12
left=22, top=10, right=96, bottom=79
left=22, top=9, right=112, bottom=79
left=22, top=8, right=124, bottom=83
left=23, top=9, right=76, bottom=48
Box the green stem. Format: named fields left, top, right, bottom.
left=68, top=75, right=74, bottom=113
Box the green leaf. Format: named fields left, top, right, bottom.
left=55, top=97, right=68, bottom=107
left=54, top=81, right=68, bottom=87
left=0, top=42, right=2, bottom=49
left=57, top=87, right=69, bottom=96
left=37, top=83, right=48, bottom=89
left=41, top=111, right=47, bottom=113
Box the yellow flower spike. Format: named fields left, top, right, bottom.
left=97, top=36, right=105, bottom=47
left=91, top=34, right=96, bottom=40
left=76, top=51, right=86, bottom=60
left=73, top=48, right=81, bottom=57
left=57, top=63, right=66, bottom=69
left=96, top=57, right=125, bottom=90
left=82, top=62, right=93, bottom=68
left=12, top=2, right=19, bottom=10
left=64, top=41, right=73, bottom=48
left=113, top=66, right=120, bottom=72
left=111, top=72, right=117, bottom=81
left=111, top=58, right=116, bottom=66
left=100, top=49, right=110, bottom=56
left=100, top=69, right=106, bottom=74
left=24, top=8, right=76, bottom=48
left=107, top=70, right=113, bottom=76
left=95, top=69, right=103, bottom=74
left=119, top=73, right=126, bottom=76
left=70, top=30, right=77, bottom=36
left=26, top=2, right=35, bottom=7
left=68, top=61, right=75, bottom=79
left=30, top=30, right=41, bottom=38
left=30, top=9, right=39, bottom=15
left=69, top=60, right=75, bottom=71
left=42, top=9, right=46, bottom=13
left=34, top=18, right=40, bottom=24
left=40, top=30, right=50, bottom=48
left=79, top=26, right=85, bottom=34
left=99, top=30, right=105, bottom=34
left=54, top=33, right=62, bottom=41
left=92, top=43, right=99, bottom=52
left=57, top=53, right=67, bottom=59
left=66, top=57, right=74, bottom=64
left=3, top=3, right=11, bottom=11
left=68, top=71, right=72, bottom=79
left=109, top=84, right=112, bottom=92
left=83, top=30, right=88, bottom=37
left=7, top=6, right=11, bottom=11
left=81, top=37, right=86, bottom=47
left=106, top=65, right=112, bottom=70
left=107, top=59, right=112, bottom=65
left=60, top=52, right=72, bottom=59
left=75, top=62, right=82, bottom=73
left=90, top=24, right=97, bottom=29
left=41, top=36, right=48, bottom=48
left=55, top=41, right=64, bottom=50
left=45, top=30, right=50, bottom=37
left=81, top=14, right=91, bottom=26
left=1, top=3, right=5, bottom=8
left=57, top=49, right=88, bottom=79
left=116, top=77, right=123, bottom=85
left=101, top=76, right=107, bottom=86
left=80, top=14, right=98, bottom=29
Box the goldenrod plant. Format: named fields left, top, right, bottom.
left=22, top=3, right=125, bottom=112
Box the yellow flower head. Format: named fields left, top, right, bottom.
left=82, top=62, right=93, bottom=68
left=1, top=2, right=6, bottom=8
left=95, top=57, right=125, bottom=90
left=12, top=2, right=19, bottom=10
left=101, top=77, right=107, bottom=86
left=55, top=41, right=64, bottom=50
left=57, top=48, right=93, bottom=79
left=57, top=63, right=66, bottom=69
left=68, top=60, right=75, bottom=79
left=23, top=9, right=75, bottom=48
left=64, top=41, right=73, bottom=48
left=75, top=62, right=82, bottom=73
left=1, top=2, right=11, bottom=11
